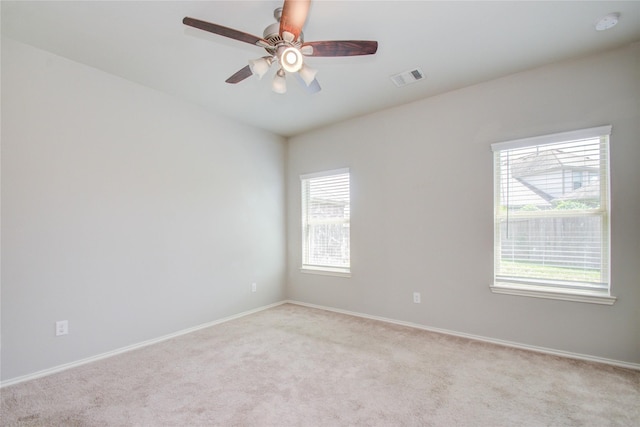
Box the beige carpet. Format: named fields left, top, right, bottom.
left=1, top=303, right=639, bottom=426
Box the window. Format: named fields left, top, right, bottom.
left=301, top=169, right=350, bottom=276
left=491, top=126, right=615, bottom=304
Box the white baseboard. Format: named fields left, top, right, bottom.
left=0, top=301, right=287, bottom=388
left=285, top=300, right=640, bottom=371
left=4, top=298, right=637, bottom=388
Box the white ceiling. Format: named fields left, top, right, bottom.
left=3, top=1, right=640, bottom=137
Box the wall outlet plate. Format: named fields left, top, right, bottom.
left=413, top=292, right=421, bottom=303
left=56, top=320, right=69, bottom=336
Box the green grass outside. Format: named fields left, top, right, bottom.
left=499, top=260, right=601, bottom=283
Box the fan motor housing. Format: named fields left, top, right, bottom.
left=263, top=22, right=282, bottom=44
left=263, top=8, right=304, bottom=47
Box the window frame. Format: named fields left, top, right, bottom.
left=490, top=126, right=616, bottom=305
left=300, top=168, right=351, bottom=277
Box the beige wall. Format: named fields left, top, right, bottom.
left=286, top=42, right=640, bottom=364
left=1, top=38, right=287, bottom=381
left=3, top=36, right=638, bottom=383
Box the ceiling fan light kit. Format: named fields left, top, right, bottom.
left=279, top=46, right=304, bottom=73
left=248, top=56, right=273, bottom=79
left=298, top=64, right=318, bottom=86
left=182, top=0, right=378, bottom=94
left=273, top=69, right=288, bottom=94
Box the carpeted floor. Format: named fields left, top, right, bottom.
left=1, top=303, right=639, bottom=426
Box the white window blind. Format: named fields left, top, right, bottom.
left=301, top=169, right=350, bottom=275
left=491, top=126, right=614, bottom=304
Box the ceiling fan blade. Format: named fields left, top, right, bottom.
left=183, top=17, right=269, bottom=47
left=225, top=65, right=253, bottom=84
left=279, top=0, right=310, bottom=41
left=302, top=40, right=378, bottom=57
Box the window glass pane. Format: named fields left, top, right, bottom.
left=496, top=216, right=604, bottom=287
left=494, top=131, right=609, bottom=294
left=307, top=174, right=350, bottom=220
left=307, top=223, right=350, bottom=268
left=301, top=170, right=350, bottom=272
left=498, top=139, right=602, bottom=211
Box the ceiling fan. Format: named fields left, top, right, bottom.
left=183, top=0, right=378, bottom=94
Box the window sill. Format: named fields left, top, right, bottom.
left=301, top=266, right=351, bottom=278
left=490, top=282, right=616, bottom=305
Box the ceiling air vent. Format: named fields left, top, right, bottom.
left=390, top=68, right=425, bottom=87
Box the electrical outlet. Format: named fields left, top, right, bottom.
left=56, top=320, right=69, bottom=336
left=251, top=282, right=257, bottom=292
left=413, top=292, right=421, bottom=304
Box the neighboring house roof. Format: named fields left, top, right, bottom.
left=555, top=179, right=601, bottom=201
left=505, top=148, right=599, bottom=205
left=515, top=178, right=555, bottom=203
left=511, top=149, right=597, bottom=178
left=502, top=179, right=552, bottom=208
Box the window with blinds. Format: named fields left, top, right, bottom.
left=491, top=126, right=615, bottom=304
left=301, top=169, right=350, bottom=275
